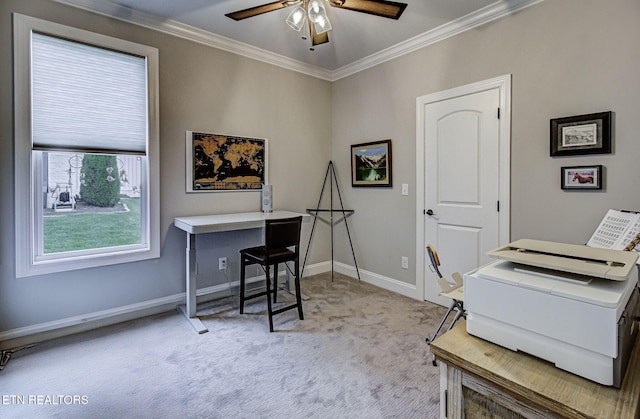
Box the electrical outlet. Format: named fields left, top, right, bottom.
left=401, top=256, right=409, bottom=269
left=219, top=257, right=227, bottom=270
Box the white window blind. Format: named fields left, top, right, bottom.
left=31, top=32, right=148, bottom=154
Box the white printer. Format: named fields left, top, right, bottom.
left=465, top=239, right=640, bottom=387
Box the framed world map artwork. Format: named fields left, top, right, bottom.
left=186, top=131, right=268, bottom=192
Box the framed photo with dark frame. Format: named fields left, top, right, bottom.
left=561, top=165, right=603, bottom=190
left=550, top=111, right=612, bottom=156
left=351, top=139, right=392, bottom=187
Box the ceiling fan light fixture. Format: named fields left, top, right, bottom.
left=307, top=0, right=325, bottom=23
left=286, top=5, right=307, bottom=31
left=313, top=13, right=332, bottom=34
left=227, top=0, right=408, bottom=52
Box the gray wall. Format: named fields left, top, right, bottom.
left=1, top=0, right=639, bottom=340
left=331, top=0, right=640, bottom=286
left=0, top=0, right=332, bottom=335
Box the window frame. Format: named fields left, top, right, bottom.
left=13, top=13, right=160, bottom=277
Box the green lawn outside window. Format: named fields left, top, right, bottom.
left=43, top=198, right=141, bottom=254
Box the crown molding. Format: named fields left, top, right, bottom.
left=52, top=0, right=543, bottom=82
left=332, top=0, right=543, bottom=80
left=51, top=0, right=334, bottom=80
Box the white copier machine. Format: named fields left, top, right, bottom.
left=465, top=239, right=640, bottom=387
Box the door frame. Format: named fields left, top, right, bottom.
left=415, top=75, right=512, bottom=302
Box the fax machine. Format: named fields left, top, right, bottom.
left=464, top=239, right=639, bottom=387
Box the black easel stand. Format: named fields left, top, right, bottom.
left=302, top=161, right=360, bottom=282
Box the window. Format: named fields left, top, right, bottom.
left=14, top=14, right=159, bottom=277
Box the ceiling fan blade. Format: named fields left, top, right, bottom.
left=225, top=1, right=300, bottom=21
left=328, top=0, right=407, bottom=20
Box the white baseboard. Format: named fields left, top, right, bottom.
left=0, top=294, right=184, bottom=350
left=333, top=261, right=419, bottom=299
left=301, top=260, right=332, bottom=278
left=0, top=260, right=417, bottom=350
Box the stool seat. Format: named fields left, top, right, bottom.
left=239, top=216, right=304, bottom=332
left=241, top=246, right=296, bottom=265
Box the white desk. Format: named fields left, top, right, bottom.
left=174, top=210, right=308, bottom=333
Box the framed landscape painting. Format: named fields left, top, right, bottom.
left=550, top=111, right=612, bottom=156
left=351, top=139, right=392, bottom=187
left=186, top=131, right=267, bottom=192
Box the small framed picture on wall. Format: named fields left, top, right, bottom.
left=550, top=111, right=612, bottom=156
left=561, top=165, right=603, bottom=190
left=351, top=139, right=392, bottom=187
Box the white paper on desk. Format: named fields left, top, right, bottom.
left=587, top=209, right=640, bottom=250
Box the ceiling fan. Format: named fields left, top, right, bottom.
left=225, top=0, right=408, bottom=50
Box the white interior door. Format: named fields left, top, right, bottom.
left=416, top=76, right=511, bottom=305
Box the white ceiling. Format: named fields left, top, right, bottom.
left=53, top=0, right=541, bottom=80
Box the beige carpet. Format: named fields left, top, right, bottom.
left=1, top=272, right=446, bottom=418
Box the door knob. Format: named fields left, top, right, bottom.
left=426, top=209, right=435, bottom=216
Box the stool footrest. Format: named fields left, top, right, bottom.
left=271, top=303, right=302, bottom=316
left=242, top=290, right=269, bottom=302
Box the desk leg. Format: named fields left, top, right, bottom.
left=179, top=232, right=208, bottom=334
left=282, top=262, right=310, bottom=301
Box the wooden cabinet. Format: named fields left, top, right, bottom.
left=430, top=321, right=640, bottom=419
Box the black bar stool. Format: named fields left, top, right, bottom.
left=239, top=216, right=304, bottom=332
